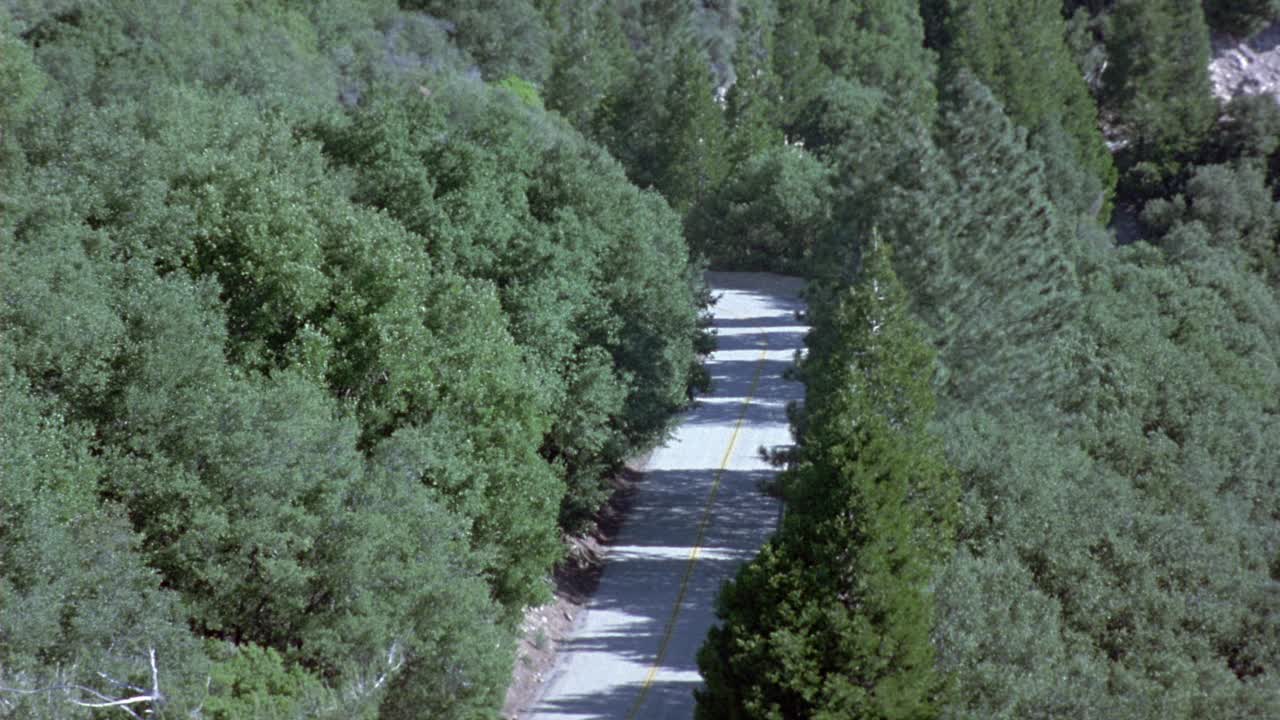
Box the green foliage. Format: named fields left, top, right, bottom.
left=0, top=219, right=124, bottom=414
left=1142, top=161, right=1280, bottom=277
left=544, top=0, right=634, bottom=132
left=772, top=0, right=937, bottom=143
left=496, top=74, right=544, bottom=108
left=862, top=73, right=1085, bottom=406
left=0, top=361, right=209, bottom=718
left=687, top=144, right=832, bottom=271
left=321, top=81, right=704, bottom=529
left=0, top=9, right=44, bottom=132
left=933, top=0, right=1116, bottom=218
left=802, top=79, right=936, bottom=279
left=1036, top=245, right=1280, bottom=714
left=888, top=79, right=1280, bottom=720
left=657, top=40, right=729, bottom=214
left=1104, top=0, right=1216, bottom=191
left=21, top=1, right=1280, bottom=718
left=724, top=0, right=784, bottom=168
left=690, top=6, right=1280, bottom=720
left=1213, top=94, right=1280, bottom=162
left=578, top=4, right=714, bottom=194
left=771, top=0, right=829, bottom=133
left=205, top=643, right=327, bottom=720
left=697, top=239, right=957, bottom=720
left=406, top=0, right=553, bottom=83
left=20, top=0, right=339, bottom=120
left=932, top=542, right=1115, bottom=718
left=0, top=2, right=718, bottom=717
left=1030, top=116, right=1111, bottom=222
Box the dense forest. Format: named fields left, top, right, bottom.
left=2, top=1, right=1279, bottom=719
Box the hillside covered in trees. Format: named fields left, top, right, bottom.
left=2, top=1, right=1280, bottom=719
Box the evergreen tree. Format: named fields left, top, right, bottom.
left=1141, top=161, right=1280, bottom=278
left=696, top=239, right=956, bottom=720
left=1212, top=93, right=1280, bottom=164
left=935, top=0, right=1116, bottom=217
left=658, top=39, right=730, bottom=214
left=544, top=0, right=634, bottom=134
left=0, top=362, right=210, bottom=718
left=724, top=0, right=784, bottom=168
left=817, top=0, right=937, bottom=122
left=405, top=0, right=554, bottom=83
left=1103, top=0, right=1215, bottom=191
left=773, top=0, right=936, bottom=143
left=772, top=0, right=829, bottom=134
left=687, top=144, right=832, bottom=270
left=913, top=74, right=1085, bottom=406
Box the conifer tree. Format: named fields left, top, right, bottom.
left=908, top=74, right=1085, bottom=405
left=658, top=39, right=729, bottom=214
left=544, top=0, right=634, bottom=134
left=772, top=0, right=829, bottom=134
left=1103, top=0, right=1215, bottom=190
left=725, top=0, right=784, bottom=169
left=816, top=0, right=937, bottom=123
left=934, top=0, right=1115, bottom=217
left=696, top=238, right=956, bottom=720
left=773, top=0, right=936, bottom=143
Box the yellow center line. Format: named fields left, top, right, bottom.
left=623, top=336, right=770, bottom=720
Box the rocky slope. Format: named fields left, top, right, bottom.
left=1210, top=21, right=1280, bottom=102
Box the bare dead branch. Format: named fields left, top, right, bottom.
left=0, top=648, right=161, bottom=720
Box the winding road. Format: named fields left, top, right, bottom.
left=525, top=272, right=807, bottom=720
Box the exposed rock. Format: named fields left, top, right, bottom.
left=1210, top=21, right=1280, bottom=103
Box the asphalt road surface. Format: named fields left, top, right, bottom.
left=526, top=272, right=807, bottom=720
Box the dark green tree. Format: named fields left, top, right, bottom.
left=0, top=361, right=210, bottom=718
left=773, top=0, right=937, bottom=143
left=686, top=144, right=832, bottom=271
left=697, top=239, right=956, bottom=720
left=658, top=39, right=729, bottom=214
left=1212, top=93, right=1280, bottom=163
left=724, top=0, right=785, bottom=168
left=816, top=0, right=937, bottom=122
left=913, top=74, right=1085, bottom=405
left=771, top=0, right=829, bottom=133
left=933, top=0, right=1116, bottom=217
left=319, top=82, right=704, bottom=529
left=544, top=0, right=634, bottom=133
left=1142, top=161, right=1280, bottom=277
left=1103, top=0, right=1216, bottom=191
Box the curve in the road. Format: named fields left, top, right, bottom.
left=526, top=272, right=806, bottom=720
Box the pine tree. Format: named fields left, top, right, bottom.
left=724, top=0, right=784, bottom=169
left=771, top=0, right=827, bottom=131
left=935, top=0, right=1116, bottom=218
left=910, top=73, right=1085, bottom=406
left=816, top=0, right=937, bottom=123
left=544, top=0, right=634, bottom=134
left=696, top=238, right=956, bottom=720
left=658, top=38, right=729, bottom=214
left=1103, top=0, right=1215, bottom=190
left=772, top=0, right=937, bottom=143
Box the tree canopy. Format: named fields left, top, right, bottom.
left=6, top=0, right=1280, bottom=717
